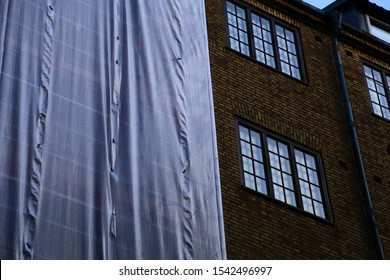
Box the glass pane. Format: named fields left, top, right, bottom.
left=276, top=25, right=284, bottom=36
left=299, top=180, right=310, bottom=196
left=287, top=41, right=296, bottom=54
left=271, top=168, right=283, bottom=186
left=373, top=69, right=382, bottom=82
left=379, top=95, right=388, bottom=107
left=313, top=201, right=325, bottom=218
left=364, top=65, right=373, bottom=78
left=267, top=138, right=278, bottom=153
left=227, top=1, right=235, bottom=13
left=254, top=38, right=263, bottom=50
left=228, top=14, right=237, bottom=26
left=238, top=18, right=247, bottom=31
left=289, top=54, right=298, bottom=67
left=373, top=103, right=382, bottom=115
left=280, top=158, right=291, bottom=173
left=253, top=146, right=263, bottom=162
left=291, top=67, right=300, bottom=79
left=256, top=178, right=267, bottom=194
left=256, top=51, right=265, bottom=63
left=229, top=26, right=238, bottom=39
left=383, top=108, right=390, bottom=120
left=263, top=30, right=272, bottom=43
left=269, top=153, right=280, bottom=169
left=253, top=26, right=262, bottom=38
left=244, top=173, right=256, bottom=190
left=305, top=154, right=316, bottom=169
left=239, top=125, right=250, bottom=141
left=266, top=55, right=275, bottom=68
left=236, top=6, right=246, bottom=19
left=377, top=83, right=385, bottom=94
left=274, top=185, right=285, bottom=202
left=277, top=37, right=286, bottom=50
left=369, top=90, right=379, bottom=103
left=302, top=197, right=314, bottom=214
left=311, top=185, right=322, bottom=201
left=279, top=50, right=288, bottom=62
left=285, top=29, right=294, bottom=41
left=243, top=157, right=253, bottom=173
left=285, top=190, right=296, bottom=206
left=254, top=162, right=265, bottom=178
left=230, top=38, right=239, bottom=51
left=251, top=131, right=261, bottom=146
left=297, top=165, right=308, bottom=180
left=278, top=143, right=289, bottom=158
left=367, top=79, right=376, bottom=90
left=283, top=174, right=294, bottom=190
left=241, top=140, right=251, bottom=156
left=241, top=43, right=249, bottom=56
left=261, top=18, right=270, bottom=30
left=281, top=62, right=290, bottom=75
left=295, top=150, right=305, bottom=164
left=264, top=42, right=273, bottom=55
left=308, top=170, right=319, bottom=185
left=239, top=30, right=248, bottom=44
left=252, top=14, right=260, bottom=26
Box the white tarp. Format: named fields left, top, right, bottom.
left=0, top=0, right=225, bottom=259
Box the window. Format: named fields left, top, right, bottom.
left=363, top=64, right=390, bottom=121
left=225, top=0, right=304, bottom=80
left=237, top=122, right=331, bottom=220
left=366, top=16, right=390, bottom=43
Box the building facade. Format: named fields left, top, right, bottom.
left=206, top=0, right=389, bottom=259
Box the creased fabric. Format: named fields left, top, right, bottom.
left=0, top=0, right=226, bottom=260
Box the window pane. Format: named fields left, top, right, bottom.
left=256, top=178, right=268, bottom=194
left=243, top=157, right=253, bottom=173
left=285, top=29, right=294, bottom=41
left=313, top=201, right=325, bottom=218
left=280, top=158, right=291, bottom=173
left=253, top=146, right=263, bottom=161
left=302, top=197, right=314, bottom=214
left=369, top=90, right=379, bottom=103
left=285, top=190, right=296, bottom=206
left=245, top=173, right=256, bottom=190
left=227, top=1, right=235, bottom=13
left=239, top=126, right=250, bottom=141
left=364, top=65, right=373, bottom=78
left=266, top=55, right=275, bottom=68
left=264, top=42, right=273, bottom=55
left=271, top=168, right=283, bottom=185
left=241, top=141, right=251, bottom=156
left=261, top=18, right=270, bottom=30
left=254, top=162, right=265, bottom=178
left=311, top=185, right=322, bottom=201
left=274, top=185, right=285, bottom=202
left=228, top=13, right=237, bottom=26
left=263, top=30, right=272, bottom=43
left=237, top=6, right=246, bottom=19
left=229, top=26, right=238, bottom=39
left=281, top=62, right=291, bottom=75
left=299, top=180, right=310, bottom=196
left=241, top=43, right=250, bottom=55
left=305, top=154, right=316, bottom=169
left=295, top=150, right=305, bottom=164
left=256, top=51, right=265, bottom=63
left=308, top=170, right=319, bottom=185
left=238, top=18, right=247, bottom=31
left=278, top=143, right=288, bottom=158
left=287, top=41, right=296, bottom=54
left=239, top=30, right=248, bottom=43
left=276, top=25, right=284, bottom=36
left=267, top=138, right=278, bottom=153
left=283, top=174, right=294, bottom=190
left=230, top=38, right=239, bottom=51
left=251, top=131, right=261, bottom=146
left=269, top=154, right=280, bottom=169
left=252, top=14, right=260, bottom=26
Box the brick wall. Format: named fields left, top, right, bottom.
left=205, top=0, right=385, bottom=259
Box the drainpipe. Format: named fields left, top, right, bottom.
left=329, top=11, right=385, bottom=260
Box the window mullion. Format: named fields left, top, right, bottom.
left=262, top=134, right=275, bottom=198
left=289, top=145, right=303, bottom=209
left=247, top=9, right=257, bottom=59
left=270, top=18, right=281, bottom=72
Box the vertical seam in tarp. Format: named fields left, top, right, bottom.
left=174, top=1, right=193, bottom=260
left=23, top=1, right=54, bottom=260
left=108, top=0, right=122, bottom=259
left=0, top=0, right=10, bottom=75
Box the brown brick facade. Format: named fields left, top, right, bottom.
left=206, top=0, right=389, bottom=259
